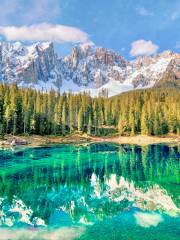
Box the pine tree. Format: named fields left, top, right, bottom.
left=0, top=85, right=4, bottom=138
left=62, top=100, right=68, bottom=135
left=141, top=106, right=148, bottom=135
left=69, top=95, right=75, bottom=134
left=0, top=84, right=178, bottom=137
left=93, top=101, right=99, bottom=135
left=129, top=110, right=136, bottom=136
left=78, top=107, right=84, bottom=132
left=87, top=113, right=92, bottom=135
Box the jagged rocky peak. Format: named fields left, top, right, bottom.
left=60, top=44, right=128, bottom=88
left=0, top=41, right=53, bottom=59
left=0, top=41, right=180, bottom=96
left=159, top=50, right=174, bottom=58
left=0, top=41, right=61, bottom=86
left=95, top=47, right=127, bottom=67
left=156, top=56, right=180, bottom=88
left=133, top=55, right=153, bottom=68
left=65, top=43, right=127, bottom=68
left=132, top=50, right=175, bottom=69
left=168, top=58, right=180, bottom=78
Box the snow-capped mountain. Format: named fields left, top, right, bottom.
left=0, top=41, right=179, bottom=96
left=0, top=41, right=61, bottom=88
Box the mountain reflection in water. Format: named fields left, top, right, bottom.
left=0, top=143, right=179, bottom=240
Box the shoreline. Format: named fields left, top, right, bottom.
left=0, top=134, right=180, bottom=148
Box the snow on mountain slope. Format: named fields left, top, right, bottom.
left=0, top=41, right=61, bottom=85
left=0, top=41, right=179, bottom=96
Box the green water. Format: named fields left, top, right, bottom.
left=0, top=143, right=179, bottom=240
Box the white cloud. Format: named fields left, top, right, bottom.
left=130, top=39, right=159, bottom=57
left=134, top=212, right=164, bottom=228
left=136, top=6, right=154, bottom=16
left=0, top=23, right=91, bottom=44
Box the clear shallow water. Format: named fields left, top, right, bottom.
left=0, top=143, right=179, bottom=240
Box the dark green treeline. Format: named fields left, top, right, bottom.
left=0, top=83, right=179, bottom=137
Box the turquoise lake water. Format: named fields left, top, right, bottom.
left=0, top=143, right=179, bottom=240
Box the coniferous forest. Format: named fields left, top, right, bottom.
left=0, top=83, right=179, bottom=137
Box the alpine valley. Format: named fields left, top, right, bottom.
left=0, top=41, right=180, bottom=96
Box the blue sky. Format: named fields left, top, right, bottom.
left=0, top=0, right=180, bottom=58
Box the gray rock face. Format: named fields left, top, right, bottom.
left=0, top=41, right=179, bottom=96
left=155, top=56, right=180, bottom=88
left=60, top=45, right=128, bottom=87
left=0, top=41, right=61, bottom=87
left=59, top=45, right=179, bottom=91
left=168, top=57, right=180, bottom=79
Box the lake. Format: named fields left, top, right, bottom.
left=0, top=143, right=179, bottom=240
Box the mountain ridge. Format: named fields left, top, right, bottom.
left=0, top=41, right=179, bottom=96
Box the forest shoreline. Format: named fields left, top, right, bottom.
left=0, top=134, right=180, bottom=148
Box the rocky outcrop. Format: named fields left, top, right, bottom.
left=0, top=137, right=28, bottom=147
left=0, top=41, right=179, bottom=96
left=60, top=45, right=178, bottom=91
left=61, top=44, right=128, bottom=87
left=132, top=74, right=148, bottom=88
left=0, top=41, right=61, bottom=86
left=155, top=57, right=180, bottom=88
